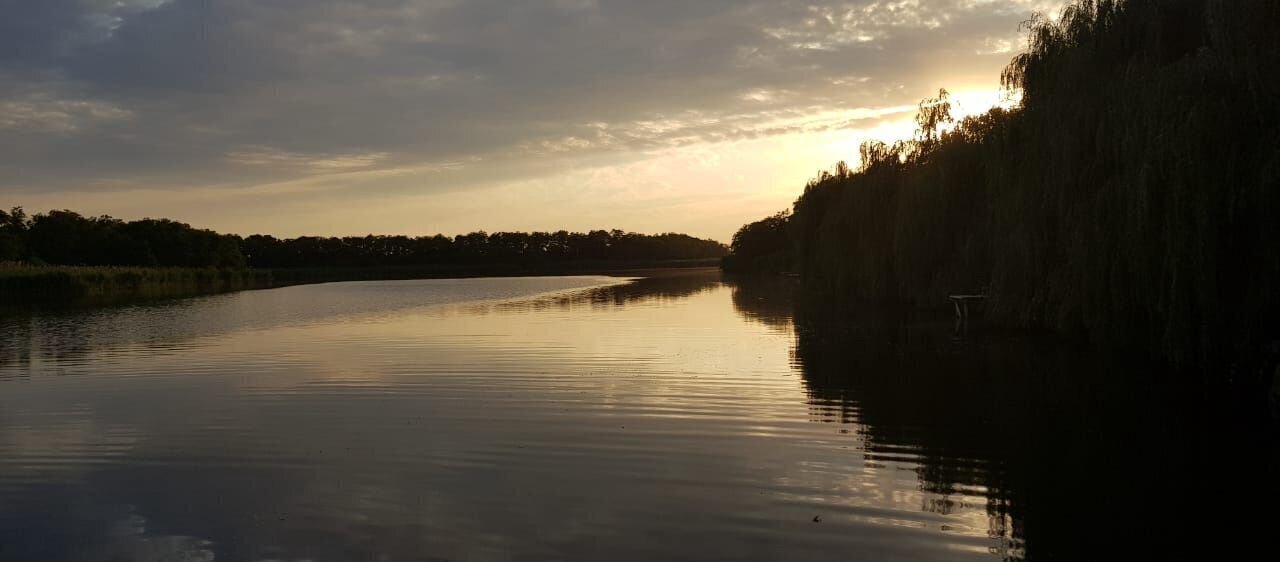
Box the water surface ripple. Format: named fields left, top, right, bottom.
left=2, top=271, right=1269, bottom=561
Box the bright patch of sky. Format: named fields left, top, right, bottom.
left=0, top=0, right=1064, bottom=240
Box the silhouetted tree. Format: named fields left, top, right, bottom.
left=722, top=211, right=793, bottom=273
left=738, top=0, right=1280, bottom=372
left=4, top=210, right=242, bottom=268
left=0, top=207, right=27, bottom=262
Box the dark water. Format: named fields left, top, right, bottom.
left=1, top=271, right=1275, bottom=561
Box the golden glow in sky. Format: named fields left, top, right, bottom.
left=1, top=1, right=1060, bottom=241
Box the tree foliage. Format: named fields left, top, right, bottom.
left=240, top=229, right=726, bottom=268
left=0, top=208, right=727, bottom=269
left=722, top=211, right=794, bottom=273
left=5, top=209, right=244, bottom=268
left=744, top=0, right=1280, bottom=371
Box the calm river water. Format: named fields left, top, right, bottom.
left=1, top=270, right=1274, bottom=561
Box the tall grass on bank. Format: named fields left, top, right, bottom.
left=772, top=0, right=1279, bottom=373
left=0, top=258, right=724, bottom=306
left=0, top=265, right=274, bottom=304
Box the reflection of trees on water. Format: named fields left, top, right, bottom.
left=491, top=269, right=724, bottom=312
left=3, top=271, right=1273, bottom=561
left=0, top=305, right=149, bottom=373
left=726, top=274, right=796, bottom=332
left=0, top=292, right=265, bottom=373
left=726, top=275, right=1279, bottom=561
left=2, top=271, right=728, bottom=372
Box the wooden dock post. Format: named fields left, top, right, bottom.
left=948, top=293, right=987, bottom=331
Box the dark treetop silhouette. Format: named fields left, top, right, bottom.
left=724, top=0, right=1280, bottom=379
left=0, top=207, right=726, bottom=268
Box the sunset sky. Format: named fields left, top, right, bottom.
left=2, top=0, right=1062, bottom=241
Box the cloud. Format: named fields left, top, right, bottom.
left=0, top=0, right=1063, bottom=238
left=226, top=145, right=391, bottom=174
left=0, top=92, right=131, bottom=134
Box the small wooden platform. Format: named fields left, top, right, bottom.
left=949, top=294, right=987, bottom=322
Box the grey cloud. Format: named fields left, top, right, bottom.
left=1, top=0, right=1058, bottom=197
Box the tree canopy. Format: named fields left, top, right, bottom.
left=726, top=0, right=1280, bottom=371
left=0, top=207, right=726, bottom=268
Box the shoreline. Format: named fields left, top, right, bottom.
left=0, top=260, right=722, bottom=308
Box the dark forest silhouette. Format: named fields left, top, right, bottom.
left=0, top=208, right=726, bottom=269
left=725, top=0, right=1280, bottom=373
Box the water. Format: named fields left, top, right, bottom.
left=0, top=270, right=1274, bottom=561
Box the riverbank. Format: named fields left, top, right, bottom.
left=0, top=260, right=721, bottom=307
left=0, top=266, right=274, bottom=305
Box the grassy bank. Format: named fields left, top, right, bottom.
left=0, top=265, right=276, bottom=305
left=0, top=259, right=722, bottom=306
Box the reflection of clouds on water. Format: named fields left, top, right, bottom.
left=0, top=412, right=140, bottom=486
left=6, top=272, right=1264, bottom=562
left=0, top=272, right=726, bottom=377
left=0, top=276, right=632, bottom=374
left=97, top=515, right=216, bottom=562
left=2, top=272, right=1009, bottom=561
left=0, top=273, right=1051, bottom=561
left=0, top=475, right=216, bottom=562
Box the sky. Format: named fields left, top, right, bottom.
left=1, top=0, right=1063, bottom=242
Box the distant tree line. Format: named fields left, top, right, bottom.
left=240, top=230, right=726, bottom=268
left=0, top=207, right=726, bottom=268
left=0, top=209, right=245, bottom=268
left=726, top=0, right=1280, bottom=373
